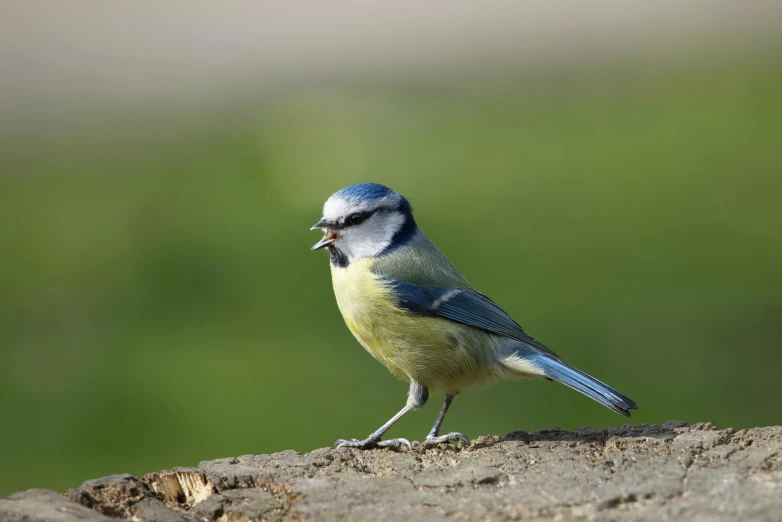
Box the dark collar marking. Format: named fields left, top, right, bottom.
left=329, top=247, right=349, bottom=268
left=378, top=199, right=418, bottom=256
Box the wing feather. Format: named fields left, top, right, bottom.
left=389, top=280, right=558, bottom=357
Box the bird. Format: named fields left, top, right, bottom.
left=311, top=183, right=637, bottom=450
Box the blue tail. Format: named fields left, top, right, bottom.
left=524, top=353, right=637, bottom=417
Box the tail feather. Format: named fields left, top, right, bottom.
left=504, top=351, right=638, bottom=416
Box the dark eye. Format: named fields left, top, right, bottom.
left=348, top=213, right=366, bottom=226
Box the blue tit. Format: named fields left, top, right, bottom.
left=312, top=183, right=637, bottom=450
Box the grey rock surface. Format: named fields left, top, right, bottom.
left=2, top=422, right=781, bottom=521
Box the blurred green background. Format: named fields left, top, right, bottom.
left=2, top=3, right=782, bottom=498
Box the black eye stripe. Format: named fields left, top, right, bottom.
left=338, top=209, right=378, bottom=228
left=348, top=213, right=366, bottom=226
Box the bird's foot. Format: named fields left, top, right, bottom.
left=423, top=431, right=469, bottom=446
left=334, top=437, right=412, bottom=451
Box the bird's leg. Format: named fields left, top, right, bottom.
left=423, top=392, right=469, bottom=446
left=335, top=381, right=428, bottom=450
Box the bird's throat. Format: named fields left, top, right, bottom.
left=329, top=246, right=349, bottom=268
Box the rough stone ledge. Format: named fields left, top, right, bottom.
left=2, top=421, right=781, bottom=522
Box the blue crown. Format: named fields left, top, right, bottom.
left=334, top=183, right=397, bottom=202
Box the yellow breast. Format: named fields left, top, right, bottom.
left=330, top=258, right=498, bottom=391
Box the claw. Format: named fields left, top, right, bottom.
left=423, top=431, right=469, bottom=446
left=334, top=438, right=362, bottom=449
left=378, top=438, right=412, bottom=451
left=333, top=437, right=411, bottom=451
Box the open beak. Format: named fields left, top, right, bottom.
left=311, top=219, right=338, bottom=250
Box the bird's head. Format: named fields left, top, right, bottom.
left=311, top=183, right=418, bottom=265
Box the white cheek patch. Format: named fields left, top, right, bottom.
left=339, top=211, right=406, bottom=263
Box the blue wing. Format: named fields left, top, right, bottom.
left=389, top=280, right=558, bottom=357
